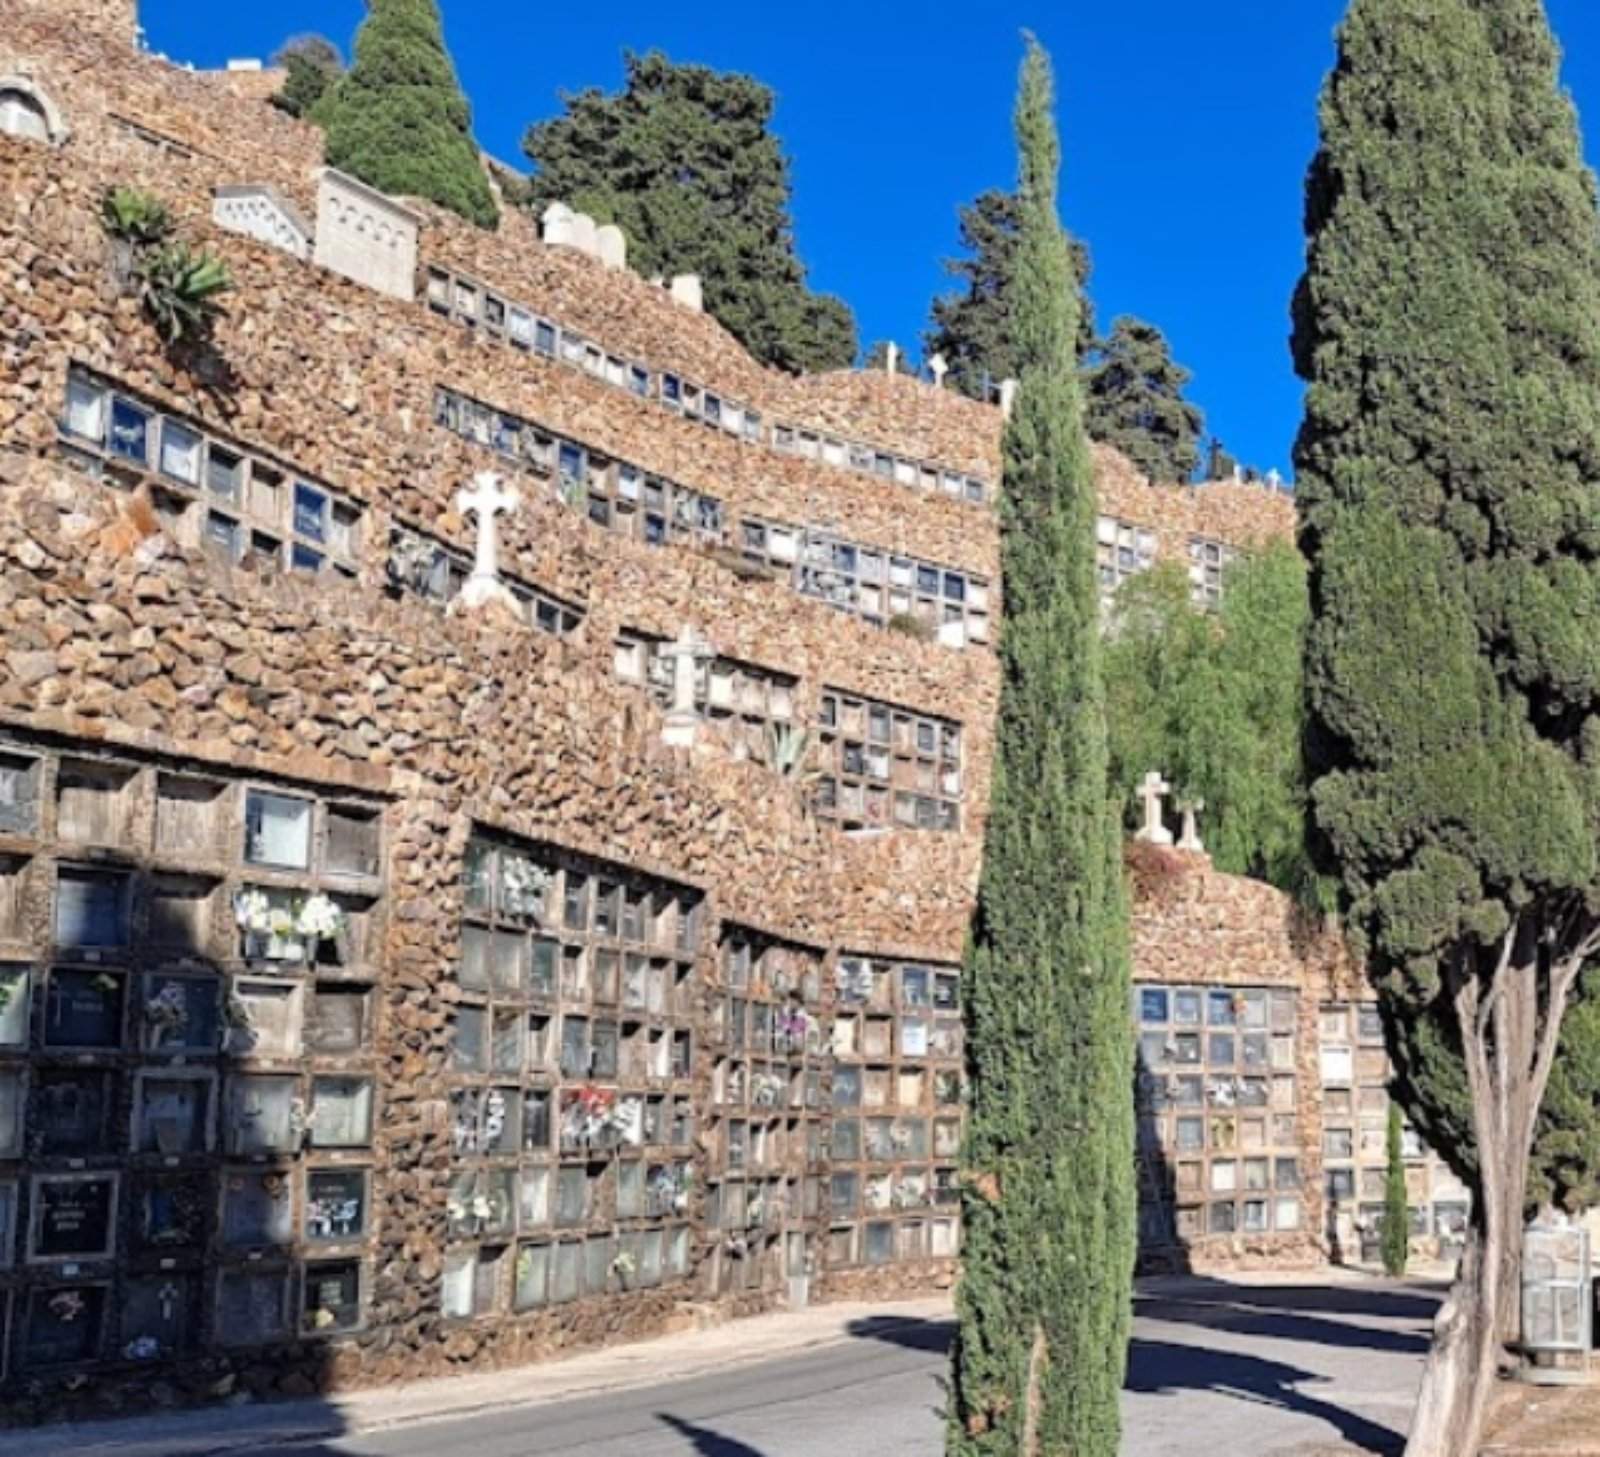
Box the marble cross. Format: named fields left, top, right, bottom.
left=659, top=625, right=714, bottom=748
left=1136, top=771, right=1173, bottom=846
left=453, top=471, right=521, bottom=609
left=1177, top=796, right=1206, bottom=853
left=929, top=353, right=949, bottom=389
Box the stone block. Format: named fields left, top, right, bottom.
left=212, top=183, right=311, bottom=262
left=313, top=168, right=421, bottom=303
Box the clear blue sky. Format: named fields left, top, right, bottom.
left=141, top=0, right=1600, bottom=478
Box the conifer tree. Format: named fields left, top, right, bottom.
left=1083, top=316, right=1205, bottom=483
left=947, top=38, right=1133, bottom=1457
left=522, top=53, right=856, bottom=373
left=923, top=188, right=1094, bottom=399
left=1382, top=1102, right=1410, bottom=1278
left=315, top=0, right=498, bottom=229
left=271, top=34, right=342, bottom=119
left=1294, top=1, right=1600, bottom=1450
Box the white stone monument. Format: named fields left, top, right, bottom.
left=659, top=626, right=714, bottom=749
left=451, top=471, right=521, bottom=614
left=998, top=378, right=1019, bottom=419
left=596, top=223, right=627, bottom=270
left=1136, top=771, right=1173, bottom=846
left=314, top=168, right=421, bottom=303
left=541, top=201, right=578, bottom=248
left=929, top=353, right=949, bottom=389
left=212, top=183, right=312, bottom=261
left=670, top=274, right=704, bottom=313
left=1177, top=797, right=1206, bottom=853
left=885, top=342, right=900, bottom=376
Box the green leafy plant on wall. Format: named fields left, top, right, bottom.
left=99, top=186, right=233, bottom=348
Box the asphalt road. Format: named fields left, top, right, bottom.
left=216, top=1277, right=1440, bottom=1457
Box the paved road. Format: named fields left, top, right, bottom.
left=212, top=1277, right=1439, bottom=1457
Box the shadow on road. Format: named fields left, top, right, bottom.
left=1127, top=1337, right=1405, bottom=1455
left=847, top=1313, right=957, bottom=1353
left=656, top=1412, right=768, bottom=1456
left=1135, top=1278, right=1437, bottom=1356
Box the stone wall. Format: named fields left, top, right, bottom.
left=1128, top=845, right=1468, bottom=1275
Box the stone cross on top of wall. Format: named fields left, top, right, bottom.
left=929, top=353, right=949, bottom=389
left=1177, top=796, right=1206, bottom=854
left=1136, top=771, right=1173, bottom=846
left=660, top=625, right=714, bottom=749
left=451, top=471, right=521, bottom=613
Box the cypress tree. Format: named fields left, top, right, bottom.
left=315, top=0, right=498, bottom=229
left=947, top=38, right=1133, bottom=1457
left=1082, top=317, right=1205, bottom=483
left=1382, top=1102, right=1409, bottom=1278
left=271, top=35, right=342, bottom=120
left=1293, top=1, right=1600, bottom=1450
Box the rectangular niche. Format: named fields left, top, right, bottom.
left=244, top=790, right=313, bottom=871
left=138, top=972, right=221, bottom=1054
left=44, top=967, right=125, bottom=1049
left=222, top=1168, right=293, bottom=1247
left=123, top=1273, right=194, bottom=1358
left=225, top=1075, right=301, bottom=1156
left=217, top=1268, right=291, bottom=1346
left=23, top=1284, right=107, bottom=1367
left=0, top=966, right=27, bottom=1049
left=133, top=1070, right=216, bottom=1155
left=0, top=856, right=24, bottom=942
left=133, top=1172, right=210, bottom=1252
left=305, top=984, right=367, bottom=1055
left=0, top=1181, right=15, bottom=1268
left=302, top=1258, right=362, bottom=1334
left=30, top=1173, right=118, bottom=1261
left=154, top=774, right=228, bottom=860
left=0, top=752, right=41, bottom=836
left=148, top=877, right=218, bottom=960
left=325, top=804, right=381, bottom=880
left=55, top=760, right=138, bottom=847
left=310, top=1077, right=372, bottom=1148
left=228, top=978, right=304, bottom=1058
left=54, top=868, right=132, bottom=950
left=32, top=1068, right=115, bottom=1156
left=305, top=1167, right=368, bottom=1243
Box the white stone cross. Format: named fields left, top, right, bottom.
left=453, top=471, right=521, bottom=610
left=1136, top=771, right=1173, bottom=846
left=659, top=625, right=714, bottom=748
left=929, top=353, right=949, bottom=389
left=885, top=341, right=900, bottom=376
left=1177, top=796, right=1206, bottom=853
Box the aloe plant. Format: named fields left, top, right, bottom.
left=764, top=723, right=814, bottom=781
left=100, top=186, right=175, bottom=248
left=136, top=243, right=233, bottom=345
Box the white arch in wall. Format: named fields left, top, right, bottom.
left=0, top=74, right=69, bottom=146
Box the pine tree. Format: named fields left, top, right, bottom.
left=947, top=38, right=1133, bottom=1457
left=314, top=0, right=498, bottom=229
left=522, top=53, right=856, bottom=373
left=1382, top=1102, right=1410, bottom=1278
left=1293, top=1, right=1600, bottom=1450
left=271, top=34, right=342, bottom=119
left=923, top=188, right=1093, bottom=400
left=1083, top=317, right=1205, bottom=483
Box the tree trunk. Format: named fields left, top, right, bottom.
left=1403, top=1227, right=1501, bottom=1457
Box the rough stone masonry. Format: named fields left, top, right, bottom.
left=0, top=0, right=1405, bottom=1430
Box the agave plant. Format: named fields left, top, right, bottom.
left=763, top=722, right=816, bottom=782
left=135, top=243, right=233, bottom=345
left=100, top=186, right=175, bottom=248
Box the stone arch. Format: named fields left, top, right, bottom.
left=0, top=74, right=69, bottom=146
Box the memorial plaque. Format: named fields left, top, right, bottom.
left=33, top=1069, right=115, bottom=1156
left=0, top=966, right=28, bottom=1048
left=229, top=979, right=301, bottom=1058
left=303, top=1259, right=360, bottom=1332
left=306, top=985, right=366, bottom=1055
left=43, top=968, right=124, bottom=1049
left=134, top=1172, right=208, bottom=1251
left=24, top=1284, right=105, bottom=1366
left=122, top=1274, right=193, bottom=1357
left=217, top=1269, right=289, bottom=1345
left=140, top=974, right=221, bottom=1054
left=33, top=1175, right=116, bottom=1259
left=223, top=1169, right=293, bottom=1247
left=0, top=1180, right=15, bottom=1268
left=0, top=1070, right=21, bottom=1159
left=305, top=1169, right=366, bottom=1242
left=136, top=1075, right=212, bottom=1155
left=53, top=869, right=131, bottom=949
left=225, top=1076, right=299, bottom=1156
left=513, top=1242, right=549, bottom=1311
left=310, top=1077, right=372, bottom=1148
left=146, top=880, right=215, bottom=959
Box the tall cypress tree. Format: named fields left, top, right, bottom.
left=1382, top=1102, right=1410, bottom=1278
left=315, top=0, right=498, bottom=229
left=947, top=38, right=1133, bottom=1457
left=1294, top=1, right=1600, bottom=1450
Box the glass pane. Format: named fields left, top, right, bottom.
left=244, top=792, right=312, bottom=870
